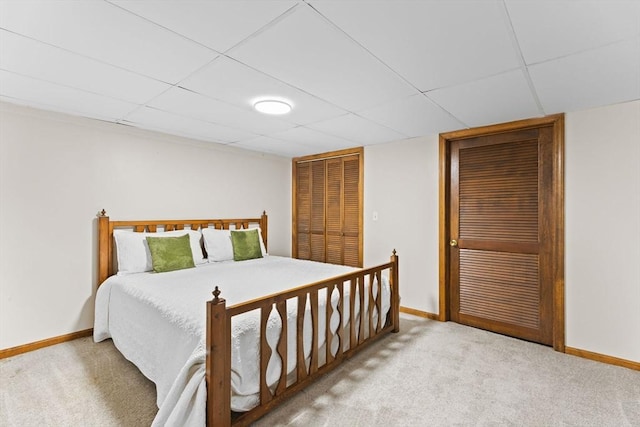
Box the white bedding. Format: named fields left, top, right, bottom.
left=94, top=256, right=391, bottom=427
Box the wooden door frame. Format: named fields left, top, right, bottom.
left=438, top=115, right=565, bottom=352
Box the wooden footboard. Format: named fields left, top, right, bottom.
left=206, top=252, right=399, bottom=426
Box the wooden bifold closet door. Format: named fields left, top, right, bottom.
left=293, top=148, right=363, bottom=268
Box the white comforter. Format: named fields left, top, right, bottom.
left=94, top=256, right=390, bottom=427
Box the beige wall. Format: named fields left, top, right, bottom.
left=0, top=102, right=291, bottom=350
left=565, top=100, right=639, bottom=362
left=364, top=135, right=440, bottom=314
left=364, top=100, right=640, bottom=362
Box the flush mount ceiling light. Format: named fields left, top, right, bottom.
left=253, top=99, right=292, bottom=115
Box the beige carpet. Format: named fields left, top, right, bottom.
left=1, top=314, right=638, bottom=426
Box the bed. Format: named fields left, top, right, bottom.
left=94, top=211, right=399, bottom=426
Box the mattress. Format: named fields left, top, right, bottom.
left=94, top=256, right=390, bottom=427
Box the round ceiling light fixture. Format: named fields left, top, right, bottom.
left=253, top=99, right=292, bottom=115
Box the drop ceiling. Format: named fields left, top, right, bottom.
left=1, top=0, right=638, bottom=158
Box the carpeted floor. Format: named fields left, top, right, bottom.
left=1, top=314, right=638, bottom=426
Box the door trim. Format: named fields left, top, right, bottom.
left=438, top=114, right=565, bottom=351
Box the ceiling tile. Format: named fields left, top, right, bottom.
left=310, top=0, right=521, bottom=91
left=0, top=30, right=171, bottom=104
left=124, top=106, right=259, bottom=143
left=270, top=126, right=357, bottom=152
left=180, top=56, right=349, bottom=125
left=233, top=136, right=317, bottom=158
left=427, top=69, right=541, bottom=127
left=506, top=0, right=640, bottom=64
left=0, top=0, right=217, bottom=83
left=529, top=38, right=640, bottom=114
left=147, top=86, right=294, bottom=135
left=110, top=0, right=297, bottom=53
left=308, top=113, right=406, bottom=145
left=0, top=70, right=138, bottom=121
left=357, top=94, right=464, bottom=137
left=228, top=4, right=416, bottom=112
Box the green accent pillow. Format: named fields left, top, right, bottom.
left=146, top=234, right=195, bottom=273
left=230, top=229, right=263, bottom=261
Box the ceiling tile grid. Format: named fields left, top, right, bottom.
left=109, top=0, right=299, bottom=53
left=145, top=86, right=295, bottom=135
left=0, top=69, right=139, bottom=121
left=357, top=93, right=465, bottom=137
left=123, top=106, right=259, bottom=144
left=269, top=126, right=356, bottom=152
left=0, top=29, right=172, bottom=104
left=308, top=113, right=407, bottom=145
left=234, top=135, right=321, bottom=158
left=1, top=0, right=638, bottom=157
left=227, top=4, right=419, bottom=112
left=0, top=0, right=219, bottom=84
left=505, top=0, right=640, bottom=64
left=529, top=37, right=640, bottom=115
left=427, top=69, right=542, bottom=128
left=178, top=56, right=350, bottom=126
left=309, top=0, right=523, bottom=92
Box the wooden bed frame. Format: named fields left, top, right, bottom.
left=97, top=210, right=400, bottom=426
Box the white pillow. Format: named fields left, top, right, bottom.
left=113, top=229, right=205, bottom=274
left=201, top=228, right=233, bottom=262
left=202, top=227, right=267, bottom=262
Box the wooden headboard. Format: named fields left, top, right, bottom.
left=97, top=210, right=268, bottom=285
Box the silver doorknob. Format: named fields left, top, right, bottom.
left=450, top=239, right=458, bottom=247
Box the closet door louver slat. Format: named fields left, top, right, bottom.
left=295, top=163, right=311, bottom=260
left=326, top=158, right=343, bottom=265
left=310, top=161, right=326, bottom=263
left=343, top=155, right=361, bottom=267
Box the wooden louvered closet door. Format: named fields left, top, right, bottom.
left=450, top=127, right=554, bottom=345
left=293, top=149, right=363, bottom=267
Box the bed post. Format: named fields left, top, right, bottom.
left=390, top=250, right=400, bottom=333
left=206, top=287, right=231, bottom=427
left=260, top=211, right=268, bottom=251
left=98, top=210, right=110, bottom=285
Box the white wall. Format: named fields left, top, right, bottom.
left=364, top=136, right=440, bottom=314
left=565, top=100, right=640, bottom=362
left=364, top=100, right=640, bottom=362
left=0, top=102, right=291, bottom=350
